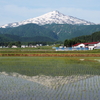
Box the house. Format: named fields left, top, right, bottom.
left=72, top=43, right=85, bottom=48
left=72, top=42, right=100, bottom=50
left=28, top=44, right=37, bottom=48
left=28, top=44, right=34, bottom=48
left=36, top=44, right=42, bottom=46
left=21, top=45, right=26, bottom=48
left=12, top=45, right=17, bottom=48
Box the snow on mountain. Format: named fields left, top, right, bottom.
left=0, top=10, right=95, bottom=28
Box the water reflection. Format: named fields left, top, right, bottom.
left=0, top=73, right=100, bottom=100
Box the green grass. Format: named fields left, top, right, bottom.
left=0, top=57, right=100, bottom=76
left=0, top=47, right=100, bottom=53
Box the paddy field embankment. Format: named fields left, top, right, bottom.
left=0, top=48, right=100, bottom=57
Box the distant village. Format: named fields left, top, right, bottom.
left=0, top=41, right=100, bottom=51
left=0, top=44, right=43, bottom=48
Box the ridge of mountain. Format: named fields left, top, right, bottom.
left=0, top=10, right=95, bottom=28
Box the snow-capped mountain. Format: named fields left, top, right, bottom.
left=1, top=10, right=95, bottom=28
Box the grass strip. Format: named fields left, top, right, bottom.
left=0, top=53, right=100, bottom=57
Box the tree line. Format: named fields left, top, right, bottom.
left=0, top=41, right=21, bottom=48
left=0, top=41, right=60, bottom=48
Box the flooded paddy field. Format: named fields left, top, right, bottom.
left=0, top=57, right=100, bottom=100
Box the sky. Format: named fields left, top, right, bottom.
left=0, top=0, right=100, bottom=26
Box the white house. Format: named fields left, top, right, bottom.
left=12, top=45, right=17, bottom=48
left=21, top=45, right=26, bottom=48
left=28, top=44, right=34, bottom=48
left=0, top=46, right=2, bottom=48
left=72, top=43, right=85, bottom=48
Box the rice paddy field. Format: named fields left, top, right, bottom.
left=0, top=56, right=100, bottom=100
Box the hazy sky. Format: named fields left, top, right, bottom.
left=0, top=0, right=100, bottom=25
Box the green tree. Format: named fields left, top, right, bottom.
left=8, top=42, right=13, bottom=48
left=15, top=41, right=21, bottom=47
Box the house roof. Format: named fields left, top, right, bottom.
left=72, top=43, right=83, bottom=46
left=84, top=42, right=99, bottom=45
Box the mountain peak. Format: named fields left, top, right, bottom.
left=0, top=10, right=95, bottom=28
left=50, top=10, right=62, bottom=15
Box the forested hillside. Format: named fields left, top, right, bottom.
left=0, top=24, right=58, bottom=42
left=0, top=34, right=56, bottom=42
left=0, top=23, right=100, bottom=42
left=43, top=24, right=100, bottom=41
left=72, top=31, right=100, bottom=42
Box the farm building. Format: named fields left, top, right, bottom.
left=72, top=42, right=100, bottom=50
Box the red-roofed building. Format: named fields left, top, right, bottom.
left=72, top=43, right=85, bottom=48
left=72, top=42, right=100, bottom=50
